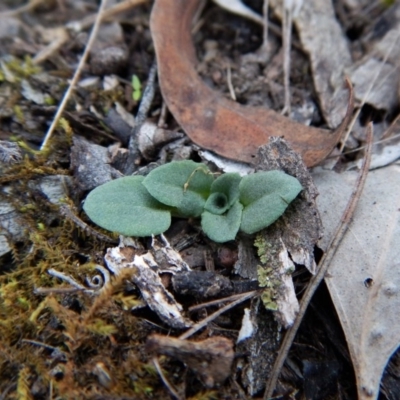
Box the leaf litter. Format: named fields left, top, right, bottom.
left=314, top=164, right=400, bottom=400
left=0, top=0, right=400, bottom=399
left=150, top=0, right=355, bottom=167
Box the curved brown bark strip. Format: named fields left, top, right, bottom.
left=150, top=0, right=353, bottom=167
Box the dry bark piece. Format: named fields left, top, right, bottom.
left=150, top=235, right=191, bottom=273
left=150, top=0, right=354, bottom=167
left=234, top=136, right=322, bottom=393
left=104, top=237, right=192, bottom=329
left=256, top=137, right=322, bottom=274
left=244, top=137, right=323, bottom=328
left=235, top=300, right=281, bottom=396
left=32, top=175, right=72, bottom=206
left=172, top=270, right=234, bottom=299
left=146, top=334, right=234, bottom=387
left=233, top=234, right=259, bottom=280
left=103, top=107, right=132, bottom=146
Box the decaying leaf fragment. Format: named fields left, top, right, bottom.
left=150, top=0, right=354, bottom=167
left=146, top=334, right=234, bottom=387
left=314, top=165, right=400, bottom=400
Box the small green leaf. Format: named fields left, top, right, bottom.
left=204, top=192, right=229, bottom=215
left=131, top=74, right=142, bottom=102
left=201, top=201, right=243, bottom=243
left=83, top=176, right=171, bottom=237
left=239, top=170, right=302, bottom=234
left=204, top=173, right=241, bottom=215
left=143, top=160, right=213, bottom=217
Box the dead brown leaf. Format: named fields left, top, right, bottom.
left=314, top=165, right=400, bottom=400
left=150, top=0, right=354, bottom=167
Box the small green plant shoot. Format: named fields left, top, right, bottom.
left=83, top=161, right=302, bottom=243
left=131, top=74, right=142, bottom=102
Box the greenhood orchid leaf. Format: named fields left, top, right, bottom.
left=239, top=170, right=303, bottom=234
left=142, top=160, right=213, bottom=217
left=83, top=161, right=302, bottom=242
left=201, top=201, right=243, bottom=243
left=83, top=176, right=171, bottom=237
left=204, top=172, right=241, bottom=215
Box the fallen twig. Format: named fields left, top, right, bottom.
left=339, top=30, right=400, bottom=152
left=124, top=61, right=158, bottom=175
left=188, top=291, right=259, bottom=312
left=179, top=290, right=259, bottom=340
left=152, top=356, right=182, bottom=400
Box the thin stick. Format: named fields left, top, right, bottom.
left=281, top=4, right=293, bottom=116
left=48, top=379, right=53, bottom=400
left=263, top=123, right=374, bottom=399
left=21, top=339, right=66, bottom=355
left=325, top=124, right=400, bottom=159
left=339, top=30, right=400, bottom=152
left=179, top=290, right=259, bottom=340
left=189, top=291, right=258, bottom=312
left=226, top=62, right=236, bottom=101
left=124, top=61, right=158, bottom=175
left=40, top=0, right=109, bottom=150
left=263, top=0, right=269, bottom=49
left=152, top=356, right=182, bottom=400
left=381, top=112, right=400, bottom=140
left=0, top=0, right=44, bottom=17
left=157, top=101, right=168, bottom=128
left=47, top=268, right=88, bottom=291
left=34, top=286, right=83, bottom=295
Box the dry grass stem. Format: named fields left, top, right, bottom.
left=152, top=356, right=182, bottom=400
left=281, top=5, right=293, bottom=115
left=40, top=0, right=110, bottom=150
left=179, top=290, right=259, bottom=340
left=226, top=62, right=236, bottom=101
left=188, top=291, right=259, bottom=312
left=339, top=30, right=400, bottom=152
